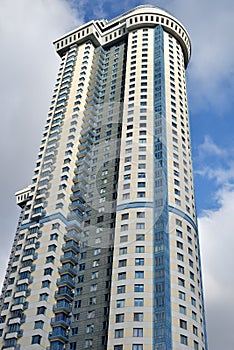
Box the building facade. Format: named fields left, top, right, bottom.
left=0, top=5, right=208, bottom=350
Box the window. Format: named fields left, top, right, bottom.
left=180, top=335, right=188, bottom=345
left=179, top=291, right=186, bottom=300
left=115, top=329, right=124, bottom=338
left=118, top=272, right=126, bottom=280
left=132, top=346, right=143, bottom=350
left=120, top=235, right=128, bottom=243
left=178, top=265, right=184, bottom=274
left=116, top=299, right=125, bottom=308
left=114, top=346, right=123, bottom=350
left=90, top=283, right=97, bottom=292
left=178, top=278, right=185, bottom=287
left=48, top=244, right=56, bottom=252
left=41, top=280, right=51, bottom=288
left=118, top=259, right=127, bottom=267
left=121, top=213, right=129, bottom=220
left=46, top=255, right=55, bottom=264
left=134, top=284, right=144, bottom=292
left=193, top=325, right=198, bottom=336
left=134, top=298, right=144, bottom=307
left=133, top=328, right=143, bottom=337
left=136, top=246, right=145, bottom=253
left=44, top=267, right=53, bottom=276
left=134, top=313, right=144, bottom=321
left=192, top=311, right=197, bottom=321
left=179, top=305, right=186, bottom=315
left=39, top=293, right=48, bottom=301
left=137, top=192, right=145, bottom=198
left=86, top=324, right=94, bottom=334
left=136, top=223, right=145, bottom=229
left=191, top=297, right=196, bottom=306
left=116, top=313, right=124, bottom=323
left=91, top=271, right=99, bottom=279
left=177, top=253, right=184, bottom=261
left=117, top=285, right=125, bottom=294
left=121, top=224, right=128, bottom=232
left=180, top=319, right=187, bottom=329
left=32, top=335, right=41, bottom=344
left=135, top=258, right=144, bottom=266
left=34, top=320, right=44, bottom=329
left=119, top=247, right=127, bottom=255
left=136, top=234, right=145, bottom=241
left=135, top=271, right=144, bottom=279
left=137, top=212, right=145, bottom=218
left=177, top=241, right=183, bottom=249
left=37, top=306, right=46, bottom=315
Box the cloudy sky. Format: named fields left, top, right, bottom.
left=1, top=0, right=234, bottom=348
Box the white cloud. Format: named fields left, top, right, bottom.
left=199, top=188, right=234, bottom=350
left=196, top=164, right=234, bottom=185
left=198, top=135, right=227, bottom=157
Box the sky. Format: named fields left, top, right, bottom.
left=0, top=0, right=234, bottom=348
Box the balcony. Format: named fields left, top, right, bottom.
left=4, top=331, right=18, bottom=340
left=71, top=181, right=87, bottom=193
left=78, top=141, right=92, bottom=152
left=48, top=328, right=68, bottom=342
left=7, top=318, right=21, bottom=325
left=10, top=304, right=24, bottom=312
left=51, top=315, right=70, bottom=327
left=53, top=301, right=72, bottom=314
left=58, top=265, right=77, bottom=277
left=69, top=200, right=85, bottom=213
left=74, top=165, right=89, bottom=176
left=56, top=276, right=75, bottom=289
left=55, top=288, right=73, bottom=301
left=73, top=173, right=88, bottom=185
left=67, top=210, right=83, bottom=222
left=70, top=190, right=86, bottom=203
left=76, top=148, right=91, bottom=160
left=62, top=240, right=79, bottom=253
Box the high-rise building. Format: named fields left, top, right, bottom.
left=0, top=5, right=208, bottom=350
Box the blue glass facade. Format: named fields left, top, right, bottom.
left=153, top=25, right=172, bottom=349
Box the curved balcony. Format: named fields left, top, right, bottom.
left=56, top=275, right=75, bottom=289
left=69, top=200, right=85, bottom=213
left=58, top=264, right=77, bottom=277
left=71, top=181, right=87, bottom=193
left=49, top=327, right=68, bottom=342
left=53, top=301, right=72, bottom=314
left=73, top=173, right=88, bottom=184
left=62, top=240, right=80, bottom=254
left=70, top=190, right=86, bottom=203
left=55, top=287, right=73, bottom=301
left=51, top=314, right=70, bottom=327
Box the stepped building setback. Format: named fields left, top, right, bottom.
left=0, top=5, right=208, bottom=350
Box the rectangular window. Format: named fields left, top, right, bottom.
left=134, top=298, right=144, bottom=307
left=133, top=328, right=143, bottom=337
left=136, top=223, right=145, bottom=229
left=135, top=271, right=144, bottom=279
left=133, top=313, right=144, bottom=322
left=180, top=335, right=188, bottom=345
left=116, top=313, right=124, bottom=323
left=134, top=284, right=144, bottom=292
left=117, top=285, right=126, bottom=294
left=116, top=299, right=125, bottom=308
left=135, top=258, right=144, bottom=266
left=135, top=246, right=145, bottom=253
left=118, top=259, right=127, bottom=267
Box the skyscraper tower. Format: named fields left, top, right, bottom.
left=0, top=5, right=208, bottom=350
